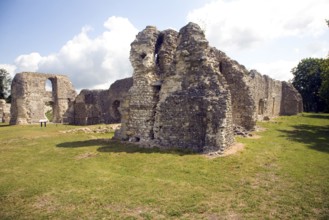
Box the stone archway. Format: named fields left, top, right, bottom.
left=10, top=72, right=77, bottom=125
left=44, top=79, right=55, bottom=122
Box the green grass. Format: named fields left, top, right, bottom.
left=0, top=113, right=329, bottom=219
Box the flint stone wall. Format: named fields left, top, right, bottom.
left=10, top=72, right=77, bottom=125
left=0, top=99, right=11, bottom=123
left=280, top=81, right=303, bottom=115
left=118, top=23, right=234, bottom=153
left=249, top=70, right=283, bottom=120
left=116, top=22, right=302, bottom=153
left=65, top=77, right=132, bottom=125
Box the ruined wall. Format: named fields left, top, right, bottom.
left=216, top=51, right=256, bottom=130
left=65, top=77, right=132, bottom=125
left=249, top=70, right=283, bottom=120
left=119, top=23, right=234, bottom=153
left=280, top=82, right=303, bottom=115
left=0, top=99, right=11, bottom=123
left=10, top=72, right=77, bottom=125
left=117, top=22, right=303, bottom=153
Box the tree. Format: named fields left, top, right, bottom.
left=319, top=58, right=329, bottom=111
left=291, top=58, right=326, bottom=112
left=0, top=68, right=12, bottom=103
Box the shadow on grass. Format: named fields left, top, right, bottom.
left=303, top=113, right=329, bottom=120
left=278, top=124, right=329, bottom=153
left=56, top=139, right=192, bottom=156
left=0, top=124, right=10, bottom=127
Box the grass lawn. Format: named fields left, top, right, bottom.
left=0, top=113, right=328, bottom=219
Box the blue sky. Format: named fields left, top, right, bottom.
left=0, top=0, right=328, bottom=90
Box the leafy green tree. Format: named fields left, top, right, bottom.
left=0, top=68, right=12, bottom=103
left=292, top=58, right=326, bottom=112
left=319, top=58, right=329, bottom=111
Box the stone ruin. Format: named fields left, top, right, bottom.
left=115, top=22, right=303, bottom=153
left=8, top=22, right=302, bottom=154
left=9, top=72, right=132, bottom=126
left=65, top=77, right=132, bottom=125
left=0, top=99, right=11, bottom=123
left=10, top=72, right=77, bottom=125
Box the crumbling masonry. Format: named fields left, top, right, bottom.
left=8, top=23, right=302, bottom=154
left=65, top=77, right=132, bottom=125
left=0, top=99, right=10, bottom=123
left=10, top=72, right=77, bottom=125
left=116, top=23, right=302, bottom=153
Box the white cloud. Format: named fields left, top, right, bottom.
left=253, top=60, right=299, bottom=81
left=15, top=52, right=42, bottom=72
left=0, top=64, right=17, bottom=78
left=187, top=0, right=329, bottom=51
left=14, top=16, right=138, bottom=90
left=187, top=0, right=329, bottom=81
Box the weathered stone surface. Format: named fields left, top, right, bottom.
left=65, top=77, right=132, bottom=125
left=10, top=72, right=77, bottom=125
left=249, top=70, right=283, bottom=121
left=116, top=22, right=302, bottom=153
left=59, top=124, right=121, bottom=134
left=280, top=81, right=303, bottom=115
left=0, top=99, right=11, bottom=123
left=118, top=23, right=234, bottom=153
left=216, top=51, right=256, bottom=130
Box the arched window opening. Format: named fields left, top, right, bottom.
left=45, top=79, right=53, bottom=92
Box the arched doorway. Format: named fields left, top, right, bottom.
left=258, top=99, right=265, bottom=115
left=112, top=100, right=121, bottom=121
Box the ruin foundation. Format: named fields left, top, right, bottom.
left=0, top=99, right=11, bottom=123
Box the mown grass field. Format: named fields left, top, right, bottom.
left=0, top=113, right=328, bottom=219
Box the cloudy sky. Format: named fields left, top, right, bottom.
left=0, top=0, right=328, bottom=90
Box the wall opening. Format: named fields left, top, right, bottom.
left=155, top=33, right=164, bottom=76
left=219, top=62, right=224, bottom=73
left=45, top=79, right=55, bottom=122
left=45, top=79, right=53, bottom=92
left=272, top=97, right=275, bottom=115
left=258, top=99, right=265, bottom=115
left=112, top=100, right=121, bottom=120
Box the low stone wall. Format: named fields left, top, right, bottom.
left=0, top=99, right=11, bottom=123
left=65, top=77, right=132, bottom=125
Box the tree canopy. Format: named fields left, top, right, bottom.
left=292, top=58, right=329, bottom=112
left=0, top=68, right=12, bottom=103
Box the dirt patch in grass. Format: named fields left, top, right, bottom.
left=247, top=135, right=261, bottom=139
left=75, top=152, right=99, bottom=160
left=206, top=142, right=245, bottom=159
left=32, top=194, right=58, bottom=213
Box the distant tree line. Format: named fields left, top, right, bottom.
left=292, top=57, right=329, bottom=112
left=291, top=20, right=329, bottom=112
